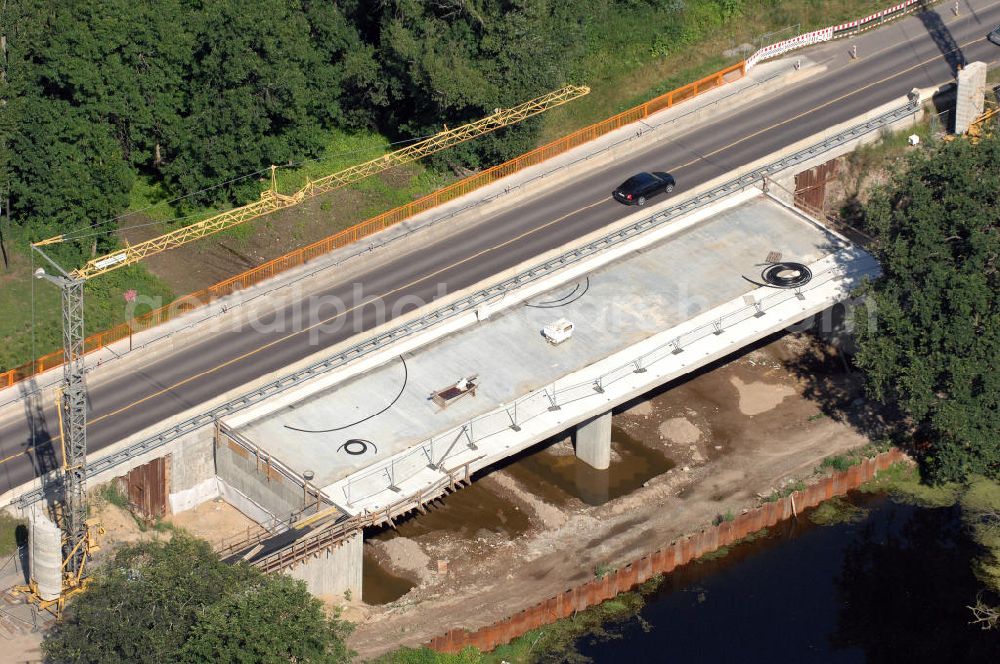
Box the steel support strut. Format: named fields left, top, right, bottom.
left=60, top=277, right=88, bottom=575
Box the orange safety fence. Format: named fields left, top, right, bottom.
left=427, top=449, right=908, bottom=654
left=1, top=60, right=746, bottom=391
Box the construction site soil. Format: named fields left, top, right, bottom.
left=341, top=328, right=875, bottom=658
left=0, top=327, right=872, bottom=661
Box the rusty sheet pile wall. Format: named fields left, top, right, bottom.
left=114, top=456, right=168, bottom=520
left=428, top=448, right=907, bottom=653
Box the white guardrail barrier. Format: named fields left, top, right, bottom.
left=340, top=258, right=861, bottom=506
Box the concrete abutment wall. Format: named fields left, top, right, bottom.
left=214, top=436, right=303, bottom=519
left=284, top=531, right=363, bottom=599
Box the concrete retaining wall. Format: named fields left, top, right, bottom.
left=285, top=531, right=363, bottom=599
left=427, top=448, right=908, bottom=653
left=215, top=437, right=304, bottom=518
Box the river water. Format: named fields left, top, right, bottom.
left=574, top=494, right=1000, bottom=662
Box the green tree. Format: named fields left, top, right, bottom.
left=9, top=96, right=133, bottom=258
left=369, top=0, right=587, bottom=169
left=21, top=0, right=192, bottom=172
left=6, top=0, right=371, bottom=228
left=852, top=133, right=1000, bottom=482
left=180, top=574, right=353, bottom=663
left=2, top=0, right=136, bottom=258
left=163, top=0, right=359, bottom=206
left=43, top=534, right=353, bottom=663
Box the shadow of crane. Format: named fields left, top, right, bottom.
left=917, top=1, right=967, bottom=77
left=19, top=378, right=63, bottom=513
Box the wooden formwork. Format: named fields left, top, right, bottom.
left=214, top=456, right=481, bottom=573
left=794, top=158, right=840, bottom=213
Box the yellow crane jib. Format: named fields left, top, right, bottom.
left=298, top=84, right=590, bottom=200
left=39, top=84, right=589, bottom=281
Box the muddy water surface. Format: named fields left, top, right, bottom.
left=369, top=481, right=533, bottom=541
left=361, top=551, right=415, bottom=606
left=504, top=426, right=674, bottom=507
left=363, top=481, right=533, bottom=603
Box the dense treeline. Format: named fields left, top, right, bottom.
left=853, top=131, right=1000, bottom=484
left=0, top=0, right=743, bottom=266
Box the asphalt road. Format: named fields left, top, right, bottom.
left=2, top=2, right=999, bottom=495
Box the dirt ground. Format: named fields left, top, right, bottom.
left=345, top=331, right=874, bottom=659
left=162, top=497, right=263, bottom=549
left=0, top=632, right=44, bottom=664
left=88, top=493, right=259, bottom=553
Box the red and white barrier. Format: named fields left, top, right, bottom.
left=746, top=27, right=833, bottom=69
left=833, top=0, right=921, bottom=33
left=747, top=0, right=923, bottom=70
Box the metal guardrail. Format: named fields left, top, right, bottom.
left=12, top=98, right=918, bottom=510
left=0, top=63, right=784, bottom=410
left=3, top=66, right=770, bottom=410
left=0, top=546, right=25, bottom=578
left=0, top=65, right=742, bottom=393
left=340, top=256, right=872, bottom=505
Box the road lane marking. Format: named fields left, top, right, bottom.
left=0, top=450, right=27, bottom=466
left=30, top=31, right=1000, bottom=445
left=670, top=34, right=998, bottom=174
left=84, top=196, right=614, bottom=428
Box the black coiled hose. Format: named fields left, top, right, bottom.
left=761, top=262, right=812, bottom=288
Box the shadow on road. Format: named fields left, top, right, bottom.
left=917, top=2, right=967, bottom=77
left=19, top=379, right=62, bottom=510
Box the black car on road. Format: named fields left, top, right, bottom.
left=989, top=25, right=1000, bottom=46
left=612, top=171, right=675, bottom=206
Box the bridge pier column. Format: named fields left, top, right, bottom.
left=575, top=412, right=612, bottom=470
left=955, top=61, right=987, bottom=134
left=286, top=531, right=363, bottom=600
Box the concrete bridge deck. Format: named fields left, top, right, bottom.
left=223, top=191, right=873, bottom=523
